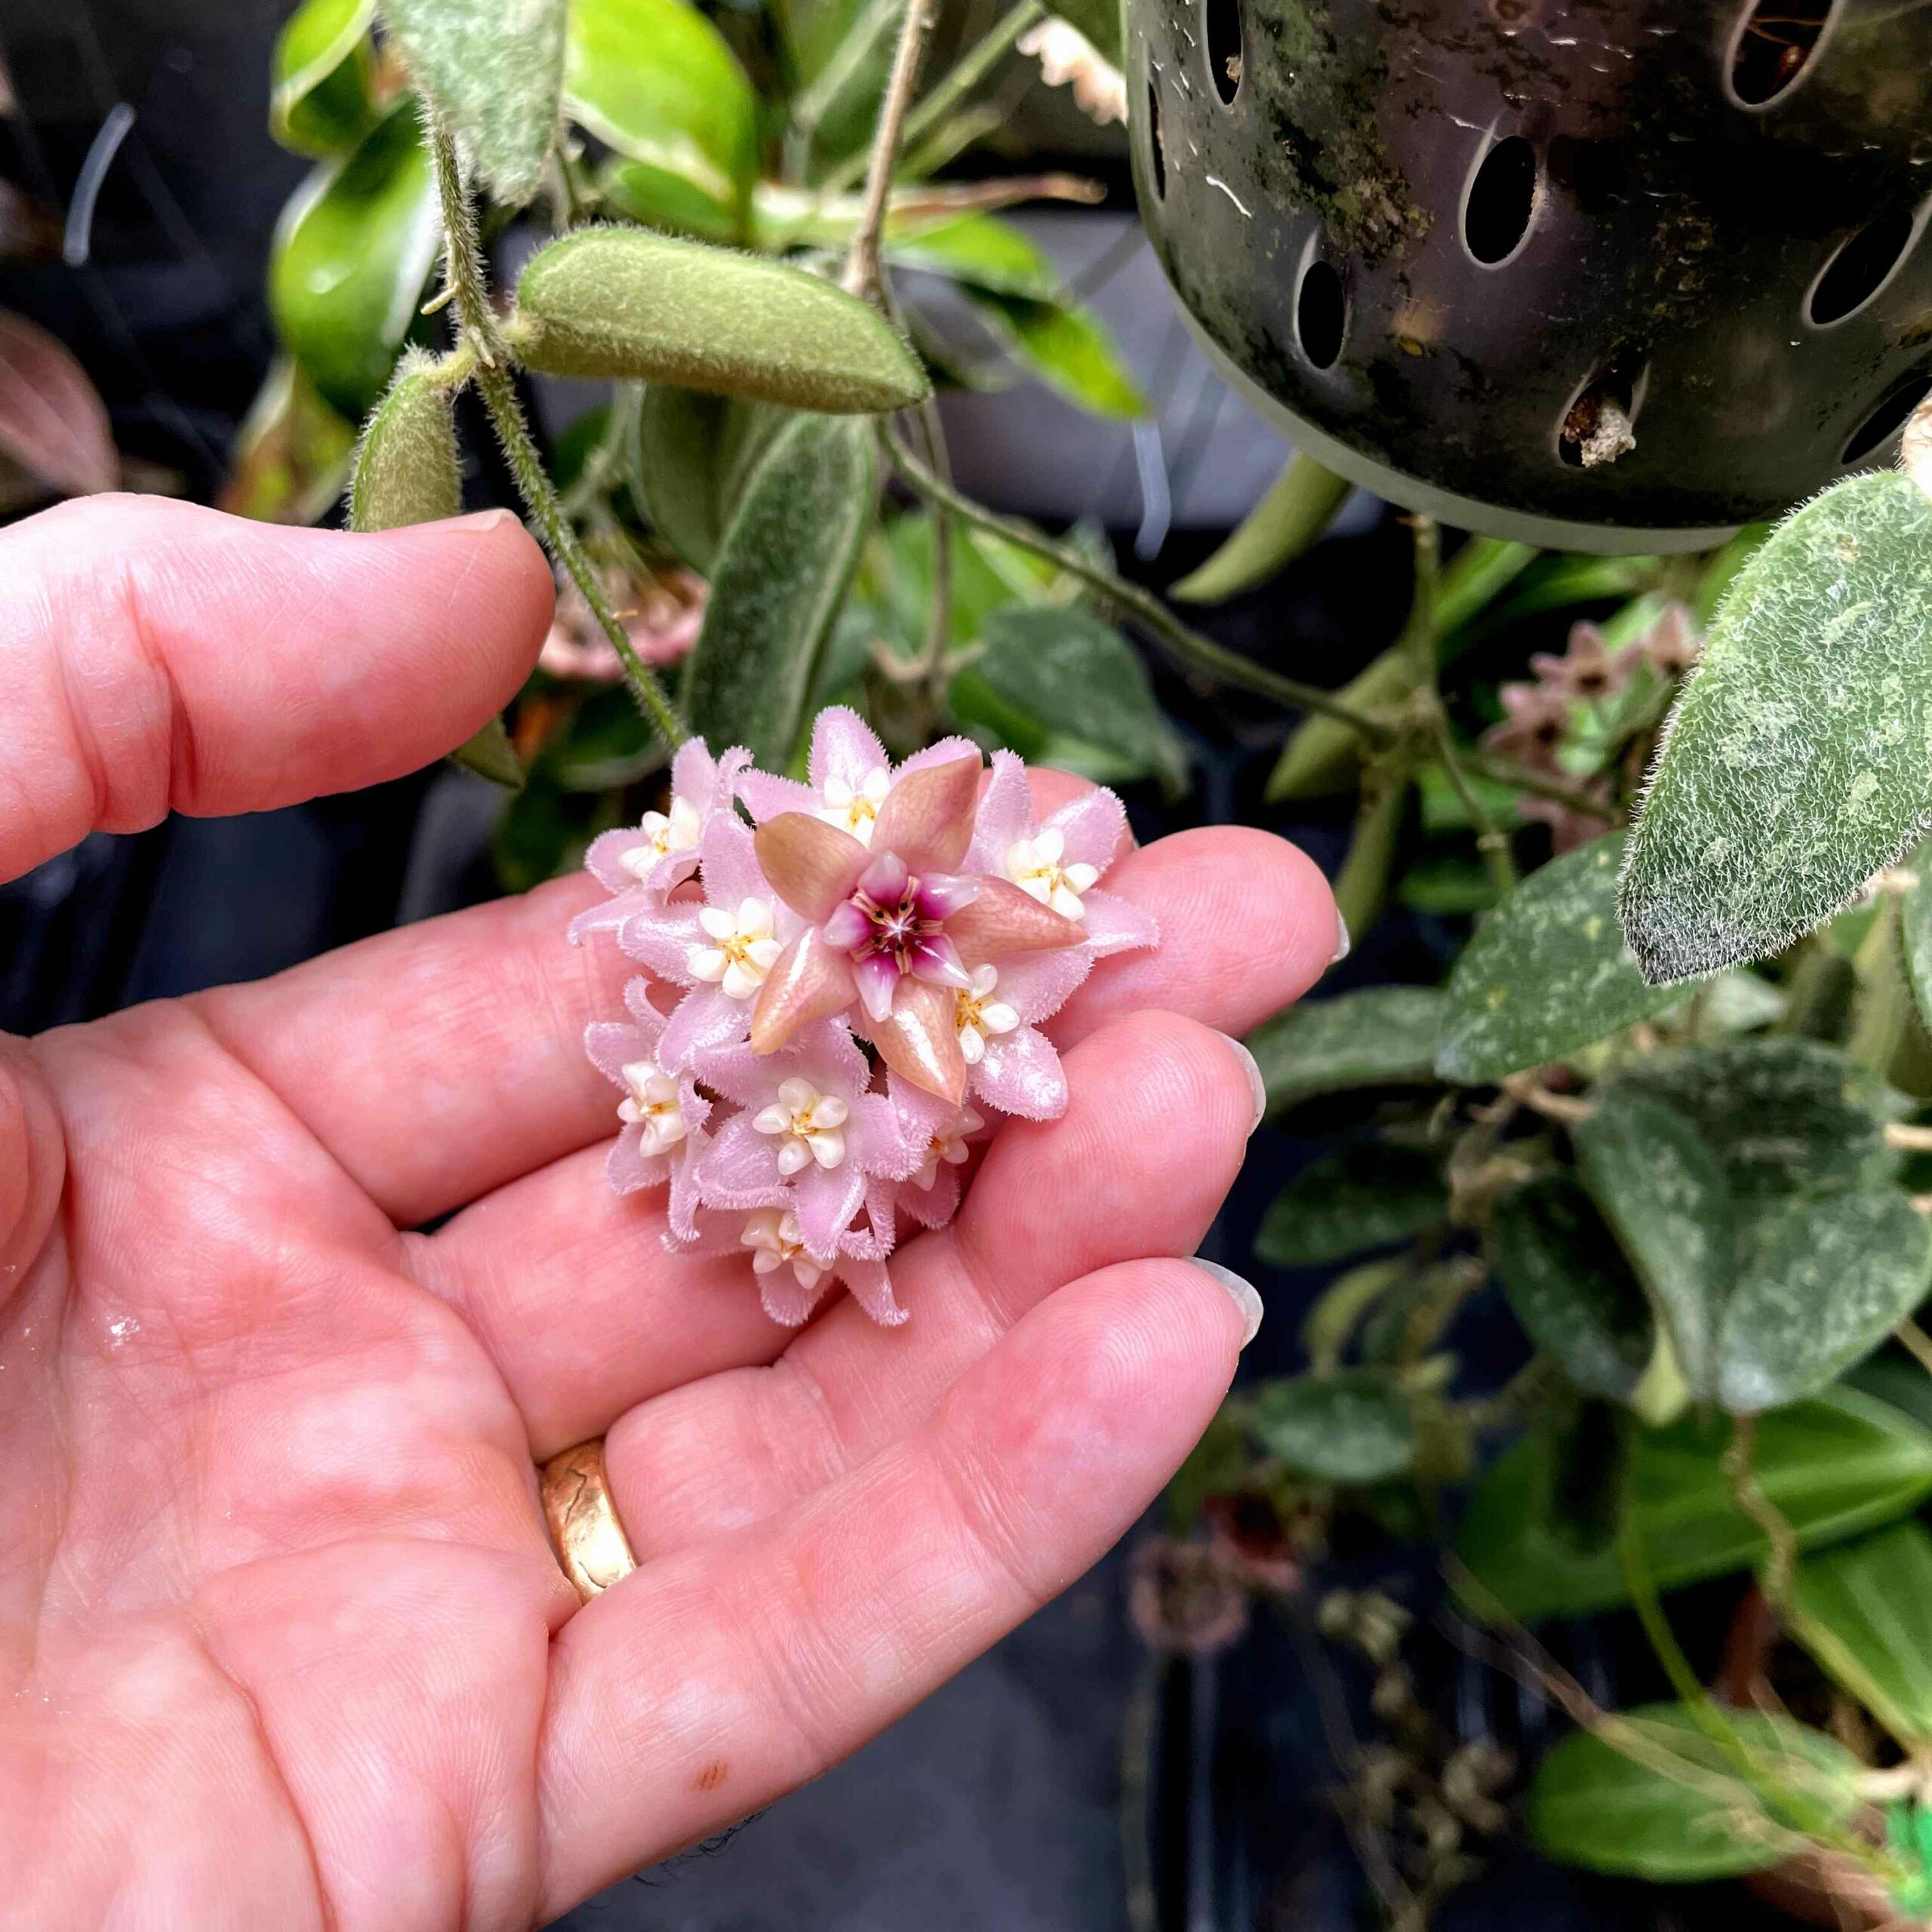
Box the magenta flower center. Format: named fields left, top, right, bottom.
left=821, top=851, right=979, bottom=1022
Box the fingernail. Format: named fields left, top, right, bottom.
left=450, top=507, right=521, bottom=534
left=1192, top=1259, right=1263, bottom=1349
left=1214, top=1030, right=1268, bottom=1136
left=1330, top=911, right=1351, bottom=965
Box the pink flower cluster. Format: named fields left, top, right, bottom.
left=569, top=709, right=1157, bottom=1328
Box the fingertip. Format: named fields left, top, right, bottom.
left=0, top=1039, right=63, bottom=1295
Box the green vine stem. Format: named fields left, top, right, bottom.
left=423, top=113, right=685, bottom=750
left=878, top=418, right=1396, bottom=740
left=1722, top=1414, right=1796, bottom=1611
left=841, top=0, right=940, bottom=297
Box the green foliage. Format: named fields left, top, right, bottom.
left=682, top=414, right=878, bottom=768
left=1621, top=473, right=1932, bottom=983
left=513, top=227, right=930, bottom=412
left=1247, top=1370, right=1416, bottom=1484
left=1172, top=454, right=1352, bottom=605
left=1244, top=987, right=1446, bottom=1116
left=1786, top=1521, right=1932, bottom=1749
left=630, top=385, right=781, bottom=574
left=1902, top=845, right=1932, bottom=1038
left=1454, top=1386, right=1932, bottom=1624
left=1436, top=834, right=1686, bottom=1084
left=269, top=101, right=441, bottom=420
left=1529, top=1704, right=1862, bottom=1881
left=565, top=0, right=759, bottom=242
left=1254, top=1142, right=1444, bottom=1268
left=348, top=349, right=460, bottom=532
left=784, top=0, right=907, bottom=165
left=380, top=0, right=566, bottom=205
left=1265, top=645, right=1419, bottom=802
left=951, top=606, right=1188, bottom=794
left=271, top=0, right=377, bottom=157
left=958, top=288, right=1146, bottom=419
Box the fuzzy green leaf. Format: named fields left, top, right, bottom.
left=269, top=101, right=441, bottom=420
left=514, top=227, right=929, bottom=413
left=1718, top=1191, right=1932, bottom=1414
left=959, top=286, right=1146, bottom=420
left=1454, top=1386, right=1932, bottom=1624
left=1621, top=473, right=1932, bottom=983
left=630, top=385, right=780, bottom=574
left=271, top=0, right=377, bottom=157
left=1530, top=1704, right=1862, bottom=1881
left=565, top=0, right=758, bottom=239
left=1786, top=1521, right=1932, bottom=1749
left=1902, top=841, right=1932, bottom=1038
left=1436, top=833, right=1687, bottom=1083
left=1247, top=1370, right=1415, bottom=1484
left=1244, top=986, right=1445, bottom=1117
left=381, top=0, right=565, bottom=205
left=1172, top=454, right=1350, bottom=605
left=1254, top=1143, right=1444, bottom=1269
left=1489, top=1174, right=1661, bottom=1406
left=347, top=350, right=460, bottom=532
left=961, top=606, right=1188, bottom=795
left=681, top=414, right=876, bottom=768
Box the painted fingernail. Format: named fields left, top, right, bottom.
left=1192, top=1259, right=1263, bottom=1349
left=1330, top=911, right=1351, bottom=965
left=1214, top=1030, right=1268, bottom=1136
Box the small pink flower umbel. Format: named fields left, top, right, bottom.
left=571, top=715, right=1156, bottom=1328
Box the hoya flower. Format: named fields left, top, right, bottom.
left=956, top=949, right=1095, bottom=1118
left=955, top=964, right=1018, bottom=1066
left=752, top=1075, right=851, bottom=1176
left=1638, top=601, right=1701, bottom=681
left=1481, top=681, right=1568, bottom=774
left=571, top=739, right=750, bottom=943
left=885, top=1075, right=986, bottom=1232
left=583, top=977, right=712, bottom=1239
left=965, top=751, right=1158, bottom=961
left=616, top=814, right=801, bottom=1069
left=1527, top=620, right=1632, bottom=704
left=748, top=753, right=1082, bottom=1102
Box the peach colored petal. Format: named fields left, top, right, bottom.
left=870, top=755, right=980, bottom=873
left=869, top=978, right=967, bottom=1103
left=749, top=928, right=857, bottom=1054
left=754, top=813, right=871, bottom=921
left=945, top=876, right=1083, bottom=961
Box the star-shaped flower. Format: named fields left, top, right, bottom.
left=583, top=977, right=712, bottom=1239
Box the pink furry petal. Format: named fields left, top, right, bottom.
left=657, top=984, right=750, bottom=1069
left=795, top=1159, right=866, bottom=1256
left=841, top=1256, right=908, bottom=1327
left=694, top=1113, right=789, bottom=1206
left=810, top=706, right=891, bottom=794
left=606, top=1124, right=669, bottom=1194
left=737, top=768, right=818, bottom=822
left=749, top=928, right=857, bottom=1054
left=973, top=1023, right=1069, bottom=1120
left=988, top=947, right=1094, bottom=1024
left=965, top=751, right=1035, bottom=871
left=617, top=904, right=703, bottom=983
left=1045, top=786, right=1131, bottom=872
left=759, top=1268, right=827, bottom=1328
left=946, top=876, right=1084, bottom=961
left=1078, top=888, right=1160, bottom=958
left=755, top=813, right=871, bottom=921
left=869, top=755, right=980, bottom=873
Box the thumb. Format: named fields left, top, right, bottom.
left=0, top=494, right=554, bottom=884
left=0, top=1038, right=63, bottom=1311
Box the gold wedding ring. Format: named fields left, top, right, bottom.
left=540, top=1438, right=638, bottom=1602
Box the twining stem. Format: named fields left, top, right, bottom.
left=423, top=115, right=685, bottom=750
left=879, top=419, right=1395, bottom=737
left=1724, top=1414, right=1796, bottom=1611
left=1897, top=1316, right=1932, bottom=1380
left=842, top=0, right=940, bottom=297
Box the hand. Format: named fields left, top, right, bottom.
left=0, top=495, right=1339, bottom=1928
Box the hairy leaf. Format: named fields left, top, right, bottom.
left=959, top=286, right=1146, bottom=419
left=1489, top=1175, right=1659, bottom=1405
left=1454, top=1386, right=1932, bottom=1624
left=1530, top=1704, right=1861, bottom=1881
left=565, top=0, right=758, bottom=241
left=0, top=309, right=115, bottom=497
left=1902, top=841, right=1932, bottom=1038
left=1574, top=1086, right=1734, bottom=1400
left=514, top=227, right=929, bottom=413
left=1437, top=833, right=1687, bottom=1083
left=630, top=385, right=781, bottom=574
left=381, top=0, right=565, bottom=204
left=682, top=414, right=876, bottom=768
left=1786, top=1521, right=1932, bottom=1749
left=1620, top=473, right=1932, bottom=983
left=269, top=101, right=441, bottom=420
left=1255, top=1143, right=1444, bottom=1269
left=1247, top=1370, right=1415, bottom=1484
left=348, top=349, right=460, bottom=532
left=1718, top=1191, right=1932, bottom=1414
left=270, top=0, right=376, bottom=157
left=1172, top=454, right=1351, bottom=604
left=1244, top=986, right=1445, bottom=1117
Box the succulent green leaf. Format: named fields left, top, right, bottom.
left=681, top=414, right=876, bottom=768
left=1718, top=1191, right=1932, bottom=1414
left=1454, top=1385, right=1932, bottom=1624
left=959, top=287, right=1146, bottom=420
left=1620, top=473, right=1932, bottom=984
left=1786, top=1521, right=1932, bottom=1749
left=1300, top=1257, right=1411, bottom=1374
left=1489, top=1174, right=1660, bottom=1406
left=1436, top=833, right=1688, bottom=1083
left=884, top=214, right=1062, bottom=300
left=630, top=385, right=781, bottom=574
left=347, top=350, right=460, bottom=533
left=1254, top=1143, right=1444, bottom=1269
left=1247, top=1370, right=1416, bottom=1484
left=1530, top=1704, right=1862, bottom=1881
left=957, top=607, right=1188, bottom=796
left=269, top=101, right=441, bottom=420
left=1172, top=454, right=1351, bottom=604
left=565, top=0, right=758, bottom=239
left=514, top=227, right=929, bottom=414
left=271, top=0, right=377, bottom=157
left=1244, top=986, right=1445, bottom=1117
left=1574, top=1087, right=1735, bottom=1400
left=380, top=0, right=565, bottom=205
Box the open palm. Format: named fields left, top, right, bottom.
left=0, top=498, right=1337, bottom=1930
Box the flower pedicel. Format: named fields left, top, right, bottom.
left=572, top=708, right=1156, bottom=1328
